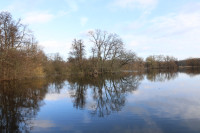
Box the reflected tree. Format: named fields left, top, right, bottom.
left=67, top=74, right=143, bottom=117
left=47, top=76, right=66, bottom=94
left=146, top=70, right=178, bottom=82
left=179, top=67, right=200, bottom=77
left=68, top=77, right=88, bottom=109
left=69, top=83, right=87, bottom=109
left=90, top=75, right=142, bottom=117
left=66, top=69, right=200, bottom=117
left=0, top=79, right=49, bottom=133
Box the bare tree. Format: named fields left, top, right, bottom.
left=0, top=11, right=46, bottom=80
left=68, top=39, right=86, bottom=73
left=69, top=39, right=85, bottom=61
left=0, top=12, right=32, bottom=51
left=88, top=29, right=125, bottom=72
left=145, top=55, right=177, bottom=70
left=66, top=29, right=138, bottom=75
left=118, top=50, right=137, bottom=68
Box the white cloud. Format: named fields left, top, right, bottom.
left=57, top=10, right=70, bottom=17
left=3, top=0, right=42, bottom=12
left=113, top=0, right=158, bottom=10
left=65, top=0, right=79, bottom=12
left=80, top=17, right=88, bottom=26
left=39, top=40, right=71, bottom=58
left=148, top=12, right=200, bottom=37
left=22, top=12, right=54, bottom=24
left=121, top=2, right=200, bottom=59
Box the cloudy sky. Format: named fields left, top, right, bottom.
left=1, top=0, right=200, bottom=60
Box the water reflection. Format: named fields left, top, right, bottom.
left=146, top=70, right=178, bottom=82
left=0, top=79, right=48, bottom=132
left=0, top=70, right=200, bottom=132
left=67, top=74, right=143, bottom=117
left=179, top=67, right=200, bottom=77
left=0, top=78, right=66, bottom=133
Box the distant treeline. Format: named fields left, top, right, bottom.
left=145, top=56, right=200, bottom=69
left=66, top=31, right=200, bottom=75
left=0, top=11, right=199, bottom=80
left=178, top=58, right=200, bottom=67
left=144, top=55, right=200, bottom=69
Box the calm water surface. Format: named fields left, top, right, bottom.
left=1, top=71, right=200, bottom=133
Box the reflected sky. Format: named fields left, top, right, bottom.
left=1, top=71, right=200, bottom=133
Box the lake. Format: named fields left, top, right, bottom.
left=1, top=70, right=200, bottom=133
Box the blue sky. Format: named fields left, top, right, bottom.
left=1, top=0, right=200, bottom=60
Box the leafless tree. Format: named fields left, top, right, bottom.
left=0, top=12, right=33, bottom=51
left=88, top=29, right=132, bottom=72
left=68, top=39, right=86, bottom=73
left=145, top=55, right=177, bottom=69
left=0, top=11, right=47, bottom=80
left=69, top=39, right=85, bottom=61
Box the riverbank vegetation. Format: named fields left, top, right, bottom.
left=0, top=12, right=68, bottom=81
left=67, top=30, right=138, bottom=76
left=0, top=11, right=200, bottom=81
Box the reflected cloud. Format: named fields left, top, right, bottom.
left=127, top=73, right=200, bottom=120
left=1, top=70, right=200, bottom=132
left=45, top=92, right=70, bottom=101
left=83, top=113, right=91, bottom=124
left=31, top=120, right=55, bottom=128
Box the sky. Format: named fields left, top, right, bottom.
left=0, top=0, right=200, bottom=60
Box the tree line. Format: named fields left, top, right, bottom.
left=67, top=29, right=138, bottom=76
left=67, top=30, right=200, bottom=75
left=0, top=12, right=68, bottom=80
left=0, top=11, right=200, bottom=80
